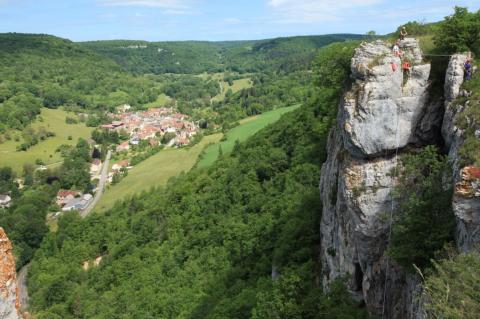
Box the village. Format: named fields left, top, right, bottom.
left=103, top=104, right=198, bottom=150
left=48, top=105, right=199, bottom=216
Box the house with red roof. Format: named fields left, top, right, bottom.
left=56, top=189, right=81, bottom=207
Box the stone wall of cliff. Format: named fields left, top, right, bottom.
left=0, top=227, right=22, bottom=319
left=319, top=38, right=440, bottom=319
left=319, top=36, right=480, bottom=318
left=441, top=54, right=480, bottom=252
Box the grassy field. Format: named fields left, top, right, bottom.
left=212, top=78, right=252, bottom=102
left=0, top=108, right=93, bottom=173
left=197, top=105, right=300, bottom=169
left=418, top=35, right=435, bottom=54
left=142, top=93, right=173, bottom=108
left=196, top=72, right=252, bottom=102
left=96, top=133, right=222, bottom=212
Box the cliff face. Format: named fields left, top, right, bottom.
left=0, top=228, right=21, bottom=319
left=320, top=39, right=438, bottom=318
left=442, top=54, right=480, bottom=252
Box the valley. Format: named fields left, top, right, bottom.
left=1, top=5, right=479, bottom=319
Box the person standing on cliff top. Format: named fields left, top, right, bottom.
left=464, top=59, right=472, bottom=80
left=400, top=27, right=408, bottom=40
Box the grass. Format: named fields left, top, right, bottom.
left=96, top=133, right=222, bottom=212
left=212, top=78, right=252, bottom=102
left=197, top=72, right=252, bottom=102
left=418, top=35, right=435, bottom=54
left=0, top=108, right=93, bottom=173
left=196, top=105, right=300, bottom=169
left=142, top=93, right=173, bottom=108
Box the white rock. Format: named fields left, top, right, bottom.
left=343, top=39, right=431, bottom=157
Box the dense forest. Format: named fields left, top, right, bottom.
left=0, top=34, right=164, bottom=130
left=27, top=42, right=370, bottom=319
left=0, top=33, right=361, bottom=134
left=82, top=34, right=364, bottom=75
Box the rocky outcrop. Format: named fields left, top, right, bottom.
left=343, top=40, right=431, bottom=158
left=0, top=228, right=22, bottom=319
left=320, top=38, right=437, bottom=318
left=441, top=54, right=480, bottom=252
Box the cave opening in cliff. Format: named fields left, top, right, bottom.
left=354, top=262, right=364, bottom=292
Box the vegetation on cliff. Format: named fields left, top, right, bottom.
left=422, top=250, right=480, bottom=318
left=387, top=146, right=455, bottom=271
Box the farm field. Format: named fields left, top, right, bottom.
left=96, top=133, right=223, bottom=212
left=0, top=108, right=93, bottom=173
left=142, top=93, right=173, bottom=108
left=212, top=77, right=252, bottom=102
left=196, top=105, right=300, bottom=169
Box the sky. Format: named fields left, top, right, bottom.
left=0, top=0, right=479, bottom=42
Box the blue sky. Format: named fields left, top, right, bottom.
left=0, top=0, right=478, bottom=42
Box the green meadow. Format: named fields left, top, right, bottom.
left=96, top=133, right=223, bottom=212
left=0, top=108, right=93, bottom=173
left=212, top=77, right=253, bottom=102
left=196, top=105, right=300, bottom=169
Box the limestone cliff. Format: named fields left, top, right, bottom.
left=441, top=54, right=480, bottom=252
left=0, top=228, right=21, bottom=319
left=320, top=38, right=437, bottom=318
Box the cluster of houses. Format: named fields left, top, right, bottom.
left=56, top=189, right=93, bottom=212
left=101, top=105, right=198, bottom=152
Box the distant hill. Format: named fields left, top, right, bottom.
left=0, top=33, right=158, bottom=129
left=81, top=34, right=364, bottom=74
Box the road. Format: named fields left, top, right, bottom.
left=17, top=264, right=29, bottom=312
left=16, top=152, right=111, bottom=312
left=81, top=150, right=111, bottom=218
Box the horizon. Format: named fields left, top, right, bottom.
left=1, top=31, right=366, bottom=43
left=0, top=0, right=479, bottom=42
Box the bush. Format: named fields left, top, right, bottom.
left=387, top=146, right=455, bottom=271
left=65, top=116, right=78, bottom=124
left=423, top=251, right=480, bottom=318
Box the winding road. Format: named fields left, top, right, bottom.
left=81, top=150, right=112, bottom=218
left=17, top=151, right=112, bottom=311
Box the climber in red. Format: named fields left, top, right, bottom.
left=402, top=60, right=411, bottom=73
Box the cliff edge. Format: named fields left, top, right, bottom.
left=0, top=228, right=22, bottom=319
left=319, top=38, right=438, bottom=318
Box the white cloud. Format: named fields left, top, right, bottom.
left=100, top=0, right=192, bottom=9
left=267, top=0, right=383, bottom=23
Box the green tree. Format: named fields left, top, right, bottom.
left=434, top=7, right=480, bottom=54
left=387, top=146, right=455, bottom=270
